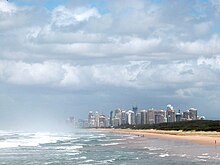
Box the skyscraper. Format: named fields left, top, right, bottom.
left=94, top=111, right=99, bottom=127
left=121, top=110, right=127, bottom=125
left=147, top=109, right=155, bottom=124
left=189, top=108, right=197, bottom=120
left=154, top=110, right=166, bottom=124
left=126, top=110, right=135, bottom=125
left=114, top=109, right=122, bottom=125
left=136, top=112, right=141, bottom=125
left=176, top=110, right=182, bottom=122
left=132, top=106, right=138, bottom=124
left=166, top=104, right=176, bottom=122
left=99, top=114, right=106, bottom=127
left=182, top=108, right=198, bottom=121
left=132, top=106, right=138, bottom=115
left=140, top=110, right=147, bottom=125
left=110, top=111, right=113, bottom=127
left=88, top=111, right=95, bottom=127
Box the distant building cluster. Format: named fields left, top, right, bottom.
left=68, top=104, right=205, bottom=128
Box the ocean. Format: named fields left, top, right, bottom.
left=0, top=129, right=219, bottom=165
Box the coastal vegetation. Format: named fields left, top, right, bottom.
left=117, top=120, right=220, bottom=132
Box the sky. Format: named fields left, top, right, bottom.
left=0, top=0, right=220, bottom=130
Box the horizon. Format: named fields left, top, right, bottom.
left=1, top=0, right=220, bottom=131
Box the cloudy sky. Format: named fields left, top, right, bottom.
left=0, top=0, right=220, bottom=130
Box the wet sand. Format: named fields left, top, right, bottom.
left=95, top=129, right=220, bottom=146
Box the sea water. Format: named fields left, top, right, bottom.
left=0, top=129, right=219, bottom=164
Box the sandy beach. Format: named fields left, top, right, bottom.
left=95, top=128, right=220, bottom=146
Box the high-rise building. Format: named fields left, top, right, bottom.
left=181, top=108, right=198, bottom=121
left=147, top=109, right=155, bottom=124
left=110, top=111, right=113, bottom=127
left=121, top=110, right=127, bottom=125
left=77, top=119, right=87, bottom=128
left=176, top=110, right=182, bottom=122
left=85, top=105, right=200, bottom=128
left=167, top=104, right=173, bottom=111
left=105, top=116, right=110, bottom=127
left=132, top=106, right=138, bottom=124
left=99, top=114, right=106, bottom=127
left=154, top=110, right=166, bottom=124
left=112, top=118, right=120, bottom=127
left=140, top=110, right=147, bottom=125
left=182, top=110, right=189, bottom=120
left=88, top=111, right=95, bottom=127
left=126, top=110, right=135, bottom=125
left=136, top=112, right=141, bottom=125
left=88, top=111, right=92, bottom=122
left=114, top=109, right=122, bottom=126
left=189, top=108, right=197, bottom=120
left=94, top=111, right=99, bottom=127
left=166, top=104, right=176, bottom=122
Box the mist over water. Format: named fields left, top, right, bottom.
left=0, top=129, right=219, bottom=164
left=0, top=115, right=72, bottom=133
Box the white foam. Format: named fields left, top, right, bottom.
left=148, top=152, right=157, bottom=155
left=144, top=146, right=163, bottom=151
left=195, top=158, right=207, bottom=162
left=0, top=130, right=10, bottom=134
left=197, top=155, right=211, bottom=159
left=83, top=159, right=94, bottom=163
left=98, top=138, right=124, bottom=142
left=0, top=132, right=73, bottom=148
left=180, top=154, right=187, bottom=157
left=83, top=139, right=90, bottom=142
left=111, top=138, right=125, bottom=141
left=126, top=136, right=135, bottom=140
left=88, top=134, right=106, bottom=139
left=56, top=145, right=83, bottom=150
left=65, top=152, right=80, bottom=156
left=69, top=156, right=87, bottom=161
left=44, top=162, right=53, bottom=165
left=100, top=142, right=119, bottom=146
left=159, top=153, right=169, bottom=158
left=0, top=141, right=21, bottom=148
left=98, top=159, right=115, bottom=163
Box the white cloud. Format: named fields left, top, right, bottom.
left=74, top=7, right=100, bottom=21
left=175, top=88, right=201, bottom=98
left=0, top=0, right=17, bottom=14
left=193, top=21, right=213, bottom=36
left=29, top=28, right=107, bottom=44
left=51, top=6, right=100, bottom=27
left=177, top=35, right=220, bottom=55
left=211, top=0, right=220, bottom=17
left=0, top=57, right=219, bottom=92
left=0, top=61, right=64, bottom=85
left=1, top=0, right=220, bottom=120
left=60, top=64, right=80, bottom=86
left=1, top=0, right=219, bottom=62
left=197, top=55, right=220, bottom=70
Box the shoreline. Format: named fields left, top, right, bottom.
left=91, top=128, right=220, bottom=146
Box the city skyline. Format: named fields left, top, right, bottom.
left=69, top=104, right=202, bottom=128
left=1, top=0, right=220, bottom=130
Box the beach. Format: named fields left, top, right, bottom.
left=0, top=129, right=219, bottom=164
left=96, top=128, right=220, bottom=146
